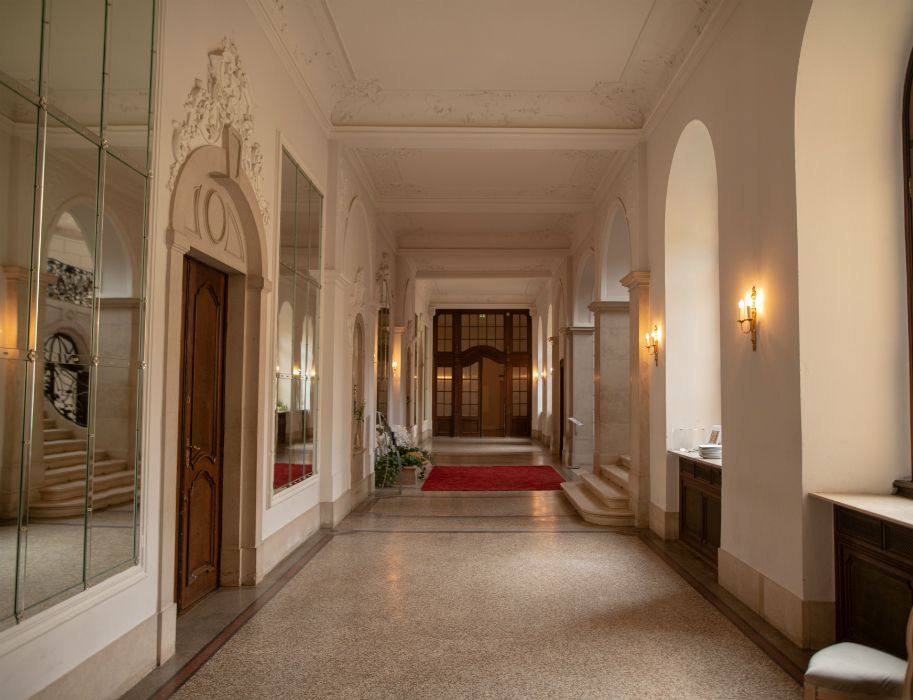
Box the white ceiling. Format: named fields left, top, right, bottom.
left=259, top=0, right=724, bottom=304
left=325, top=0, right=653, bottom=92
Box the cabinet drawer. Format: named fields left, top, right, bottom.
left=835, top=507, right=883, bottom=548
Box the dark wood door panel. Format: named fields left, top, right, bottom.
left=177, top=257, right=227, bottom=612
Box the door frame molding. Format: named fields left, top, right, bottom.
left=159, top=129, right=270, bottom=630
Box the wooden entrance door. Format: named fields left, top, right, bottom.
left=480, top=357, right=505, bottom=437
left=176, top=257, right=227, bottom=611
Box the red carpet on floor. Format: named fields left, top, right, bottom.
left=421, top=465, right=564, bottom=491
left=273, top=463, right=313, bottom=489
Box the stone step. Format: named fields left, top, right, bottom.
left=39, top=470, right=134, bottom=502
left=44, top=438, right=85, bottom=455
left=620, top=454, right=631, bottom=469
left=580, top=472, right=629, bottom=508
left=44, top=428, right=74, bottom=442
left=560, top=482, right=634, bottom=527
left=28, top=485, right=135, bottom=519
left=43, top=419, right=56, bottom=429
left=43, top=459, right=129, bottom=486
left=45, top=450, right=108, bottom=468
left=599, top=463, right=630, bottom=491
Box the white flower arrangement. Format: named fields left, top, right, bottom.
left=391, top=424, right=414, bottom=448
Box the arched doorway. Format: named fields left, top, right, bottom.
left=163, top=128, right=268, bottom=612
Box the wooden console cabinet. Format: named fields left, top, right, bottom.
left=834, top=505, right=913, bottom=659
left=678, top=455, right=722, bottom=567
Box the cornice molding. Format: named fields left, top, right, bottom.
left=620, top=271, right=650, bottom=289
left=589, top=301, right=629, bottom=313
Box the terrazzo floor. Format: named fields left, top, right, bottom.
left=162, top=438, right=802, bottom=699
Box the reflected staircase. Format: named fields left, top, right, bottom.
left=561, top=454, right=635, bottom=526
left=28, top=410, right=136, bottom=518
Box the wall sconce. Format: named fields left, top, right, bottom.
left=392, top=360, right=398, bottom=374
left=533, top=369, right=539, bottom=381
left=737, top=286, right=764, bottom=351
left=644, top=324, right=661, bottom=366
left=292, top=367, right=301, bottom=377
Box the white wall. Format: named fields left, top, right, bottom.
left=645, top=0, right=811, bottom=603
left=795, top=0, right=913, bottom=600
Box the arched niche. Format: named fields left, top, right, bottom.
left=573, top=254, right=595, bottom=325
left=160, top=127, right=269, bottom=602
left=664, top=119, right=721, bottom=449
left=600, top=205, right=632, bottom=301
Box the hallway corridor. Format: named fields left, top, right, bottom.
left=135, top=441, right=801, bottom=699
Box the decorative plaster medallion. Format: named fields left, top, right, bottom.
left=168, top=38, right=270, bottom=227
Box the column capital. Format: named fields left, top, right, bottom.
left=588, top=301, right=629, bottom=314
left=620, top=270, right=650, bottom=289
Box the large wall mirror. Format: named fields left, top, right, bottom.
left=274, top=150, right=322, bottom=493
left=0, top=0, right=155, bottom=629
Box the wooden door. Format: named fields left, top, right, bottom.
left=176, top=257, right=227, bottom=611
left=480, top=357, right=505, bottom=437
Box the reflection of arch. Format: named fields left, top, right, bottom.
left=664, top=120, right=720, bottom=447
left=45, top=195, right=138, bottom=298
left=600, top=204, right=632, bottom=301
left=574, top=253, right=595, bottom=325
left=163, top=127, right=268, bottom=593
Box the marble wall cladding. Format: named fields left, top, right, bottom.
left=595, top=308, right=630, bottom=463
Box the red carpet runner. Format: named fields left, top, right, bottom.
left=421, top=465, right=564, bottom=492
left=273, top=463, right=313, bottom=489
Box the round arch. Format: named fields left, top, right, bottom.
left=573, top=253, right=595, bottom=325
left=599, top=204, right=632, bottom=301
left=664, top=119, right=721, bottom=450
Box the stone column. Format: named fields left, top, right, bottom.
left=621, top=271, right=651, bottom=527
left=589, top=301, right=630, bottom=472
left=562, top=326, right=595, bottom=468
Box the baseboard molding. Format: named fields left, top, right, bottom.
left=319, top=489, right=352, bottom=529
left=649, top=502, right=679, bottom=540
left=718, top=548, right=834, bottom=649
left=260, top=504, right=320, bottom=581
left=350, top=472, right=372, bottom=508
left=33, top=613, right=157, bottom=700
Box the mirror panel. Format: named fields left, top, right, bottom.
left=0, top=0, right=43, bottom=92
left=103, top=0, right=155, bottom=169
left=46, top=0, right=106, bottom=133
left=0, top=2, right=154, bottom=625
left=273, top=151, right=321, bottom=493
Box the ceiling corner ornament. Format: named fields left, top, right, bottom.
left=168, top=37, right=270, bottom=227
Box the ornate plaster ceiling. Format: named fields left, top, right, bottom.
left=255, top=0, right=723, bottom=295
left=258, top=0, right=721, bottom=129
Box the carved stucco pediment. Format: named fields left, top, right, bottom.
left=168, top=37, right=270, bottom=227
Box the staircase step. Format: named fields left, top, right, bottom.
left=580, top=472, right=630, bottom=507
left=620, top=454, right=631, bottom=469
left=28, top=485, right=135, bottom=519
left=45, top=450, right=107, bottom=468
left=43, top=419, right=56, bottom=429
left=44, top=428, right=74, bottom=441
left=599, top=463, right=630, bottom=490
left=561, top=482, right=634, bottom=526
left=40, top=470, right=134, bottom=502
left=43, top=459, right=129, bottom=486
left=44, top=438, right=86, bottom=454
